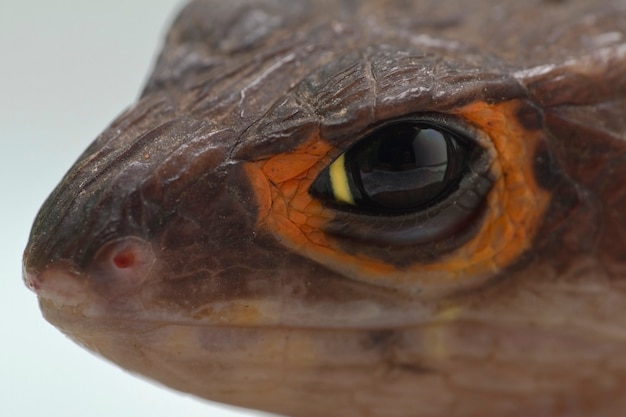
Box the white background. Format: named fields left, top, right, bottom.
left=0, top=1, right=272, bottom=416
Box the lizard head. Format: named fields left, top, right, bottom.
left=23, top=1, right=626, bottom=416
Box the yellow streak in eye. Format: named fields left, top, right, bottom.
left=329, top=154, right=355, bottom=205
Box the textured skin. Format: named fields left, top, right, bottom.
left=23, top=1, right=626, bottom=416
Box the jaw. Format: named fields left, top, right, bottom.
left=39, top=293, right=626, bottom=417
left=26, top=231, right=626, bottom=417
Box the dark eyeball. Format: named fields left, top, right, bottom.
left=311, top=120, right=470, bottom=213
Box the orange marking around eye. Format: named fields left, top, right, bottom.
left=262, top=154, right=320, bottom=184
left=244, top=100, right=550, bottom=295
left=451, top=101, right=549, bottom=274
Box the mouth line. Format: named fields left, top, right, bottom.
left=36, top=296, right=462, bottom=334
left=24, top=262, right=89, bottom=308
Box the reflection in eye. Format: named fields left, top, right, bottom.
left=311, top=121, right=471, bottom=213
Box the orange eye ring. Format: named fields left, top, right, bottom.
left=244, top=99, right=551, bottom=296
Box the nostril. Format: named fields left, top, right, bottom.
left=91, top=236, right=155, bottom=289
left=113, top=250, right=136, bottom=269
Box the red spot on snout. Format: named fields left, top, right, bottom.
left=23, top=268, right=41, bottom=291
left=90, top=237, right=155, bottom=289
left=22, top=261, right=87, bottom=307
left=113, top=250, right=136, bottom=269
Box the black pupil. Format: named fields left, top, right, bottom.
left=348, top=122, right=466, bottom=210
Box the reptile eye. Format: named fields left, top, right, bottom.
left=311, top=120, right=470, bottom=213
left=247, top=101, right=550, bottom=295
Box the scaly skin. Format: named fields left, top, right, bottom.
left=23, top=1, right=626, bottom=416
